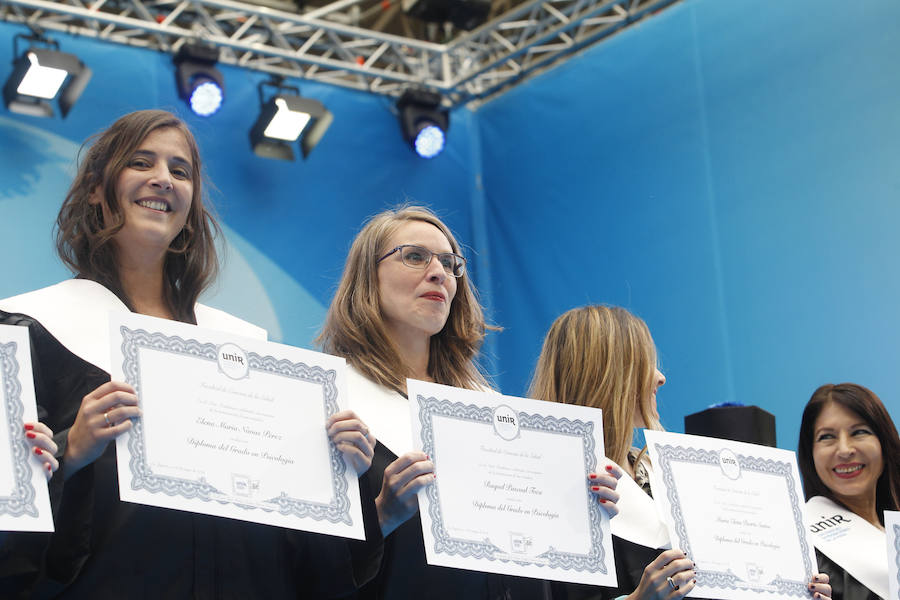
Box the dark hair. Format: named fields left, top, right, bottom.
left=55, top=109, right=219, bottom=323
left=797, top=382, right=900, bottom=523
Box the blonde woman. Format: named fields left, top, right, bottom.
left=530, top=305, right=832, bottom=600
left=319, top=207, right=619, bottom=599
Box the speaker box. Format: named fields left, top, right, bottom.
left=684, top=405, right=776, bottom=447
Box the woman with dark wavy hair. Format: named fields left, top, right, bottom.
left=799, top=382, right=900, bottom=600
left=0, top=109, right=380, bottom=598
left=53, top=108, right=218, bottom=323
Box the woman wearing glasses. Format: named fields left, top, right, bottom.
left=319, top=206, right=619, bottom=599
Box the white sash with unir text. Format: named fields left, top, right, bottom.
left=805, top=495, right=888, bottom=599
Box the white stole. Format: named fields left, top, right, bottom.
left=0, top=279, right=267, bottom=373
left=345, top=365, right=414, bottom=456
left=805, top=495, right=888, bottom=599
left=610, top=460, right=671, bottom=549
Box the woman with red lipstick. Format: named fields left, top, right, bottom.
left=530, top=305, right=832, bottom=600
left=318, top=206, right=619, bottom=599
left=798, top=383, right=900, bottom=600
left=0, top=110, right=381, bottom=598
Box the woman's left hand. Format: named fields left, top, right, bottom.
left=23, top=422, right=58, bottom=480
left=808, top=573, right=831, bottom=599
left=327, top=410, right=375, bottom=475
left=588, top=461, right=622, bottom=518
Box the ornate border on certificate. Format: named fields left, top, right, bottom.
left=894, top=524, right=900, bottom=600
left=653, top=443, right=812, bottom=597
left=0, top=341, right=39, bottom=518
left=416, top=394, right=608, bottom=573
left=119, top=326, right=353, bottom=525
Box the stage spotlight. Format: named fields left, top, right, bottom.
left=249, top=77, right=333, bottom=160
left=174, top=44, right=224, bottom=117
left=402, top=0, right=491, bottom=31
left=3, top=33, right=92, bottom=118
left=397, top=89, right=448, bottom=159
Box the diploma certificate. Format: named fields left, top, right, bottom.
left=0, top=324, right=53, bottom=531
left=112, top=312, right=364, bottom=539
left=888, top=510, right=900, bottom=600
left=645, top=430, right=816, bottom=600
left=409, top=380, right=616, bottom=586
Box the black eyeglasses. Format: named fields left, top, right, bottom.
left=377, top=244, right=466, bottom=277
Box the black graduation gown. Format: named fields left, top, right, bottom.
left=549, top=535, right=661, bottom=600
left=815, top=549, right=883, bottom=600
left=352, top=441, right=545, bottom=600
left=0, top=310, right=383, bottom=599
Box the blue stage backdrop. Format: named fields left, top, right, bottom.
left=477, top=0, right=900, bottom=447
left=2, top=0, right=899, bottom=452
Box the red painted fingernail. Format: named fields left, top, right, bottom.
left=26, top=432, right=36, bottom=439
left=590, top=485, right=600, bottom=491
left=34, top=447, right=43, bottom=456
left=46, top=463, right=52, bottom=471
left=599, top=499, right=607, bottom=503
left=605, top=465, right=613, bottom=472
left=588, top=473, right=598, bottom=480
left=24, top=424, right=34, bottom=431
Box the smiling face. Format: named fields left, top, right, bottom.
left=377, top=220, right=458, bottom=346
left=92, top=127, right=194, bottom=253
left=812, top=401, right=884, bottom=509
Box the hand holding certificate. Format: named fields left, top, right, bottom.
left=645, top=430, right=817, bottom=600
left=0, top=324, right=53, bottom=532
left=408, top=379, right=616, bottom=586
left=111, top=312, right=365, bottom=539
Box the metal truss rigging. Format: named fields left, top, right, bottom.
left=0, top=0, right=679, bottom=107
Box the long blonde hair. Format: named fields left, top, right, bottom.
left=317, top=206, right=492, bottom=395
left=529, top=305, right=662, bottom=467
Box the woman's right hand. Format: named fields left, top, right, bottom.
left=626, top=548, right=696, bottom=600
left=375, top=451, right=435, bottom=536
left=63, top=381, right=141, bottom=479
left=24, top=422, right=59, bottom=479
left=588, top=461, right=622, bottom=518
